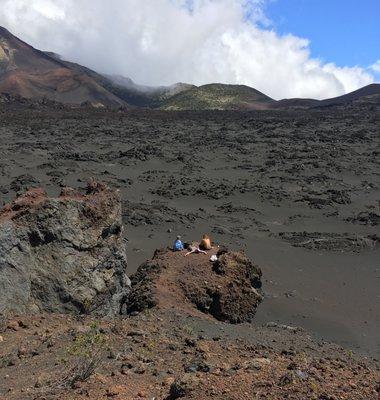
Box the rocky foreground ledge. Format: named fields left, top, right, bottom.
left=0, top=184, right=378, bottom=399
left=0, top=181, right=263, bottom=323
left=0, top=300, right=378, bottom=399
left=0, top=181, right=130, bottom=316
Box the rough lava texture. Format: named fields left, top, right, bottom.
left=0, top=181, right=130, bottom=316
left=128, top=247, right=263, bottom=323
left=1, top=312, right=379, bottom=400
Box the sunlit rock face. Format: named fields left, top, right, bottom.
left=0, top=181, right=130, bottom=316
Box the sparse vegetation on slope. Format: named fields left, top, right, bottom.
left=160, top=83, right=274, bottom=110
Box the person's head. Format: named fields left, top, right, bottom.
left=202, top=234, right=210, bottom=240
left=176, top=235, right=181, bottom=241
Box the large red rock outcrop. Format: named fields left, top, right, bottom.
left=128, top=247, right=263, bottom=323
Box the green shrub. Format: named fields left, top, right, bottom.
left=57, top=322, right=107, bottom=389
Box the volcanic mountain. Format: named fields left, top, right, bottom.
left=0, top=25, right=379, bottom=109
left=0, top=26, right=194, bottom=108
left=0, top=26, right=128, bottom=107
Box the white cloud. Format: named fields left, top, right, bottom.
left=32, top=0, right=65, bottom=19
left=0, top=0, right=375, bottom=99
left=370, top=60, right=380, bottom=73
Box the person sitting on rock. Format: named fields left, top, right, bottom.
left=185, top=242, right=207, bottom=256
left=173, top=235, right=184, bottom=251
left=199, top=234, right=212, bottom=251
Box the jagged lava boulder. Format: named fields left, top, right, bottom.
left=0, top=182, right=130, bottom=316
left=128, top=247, right=263, bottom=323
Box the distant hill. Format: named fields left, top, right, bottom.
left=161, top=82, right=380, bottom=111
left=0, top=26, right=379, bottom=110
left=273, top=84, right=380, bottom=109
left=160, top=83, right=274, bottom=110
left=0, top=26, right=126, bottom=107
left=317, top=83, right=380, bottom=107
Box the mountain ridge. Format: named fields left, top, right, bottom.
left=0, top=26, right=125, bottom=107
left=0, top=25, right=379, bottom=110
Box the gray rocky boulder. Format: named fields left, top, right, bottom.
left=0, top=181, right=130, bottom=316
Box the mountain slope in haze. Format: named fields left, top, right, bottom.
left=0, top=20, right=192, bottom=109
left=0, top=26, right=125, bottom=107
left=160, top=83, right=275, bottom=110
left=38, top=44, right=194, bottom=108
left=105, top=75, right=195, bottom=107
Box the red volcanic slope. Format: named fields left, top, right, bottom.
left=0, top=26, right=125, bottom=107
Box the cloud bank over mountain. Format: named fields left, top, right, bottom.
left=0, top=0, right=376, bottom=99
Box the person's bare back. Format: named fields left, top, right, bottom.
left=199, top=234, right=212, bottom=250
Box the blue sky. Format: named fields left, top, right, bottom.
left=264, top=0, right=379, bottom=71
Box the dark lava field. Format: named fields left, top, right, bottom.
left=0, top=104, right=379, bottom=357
